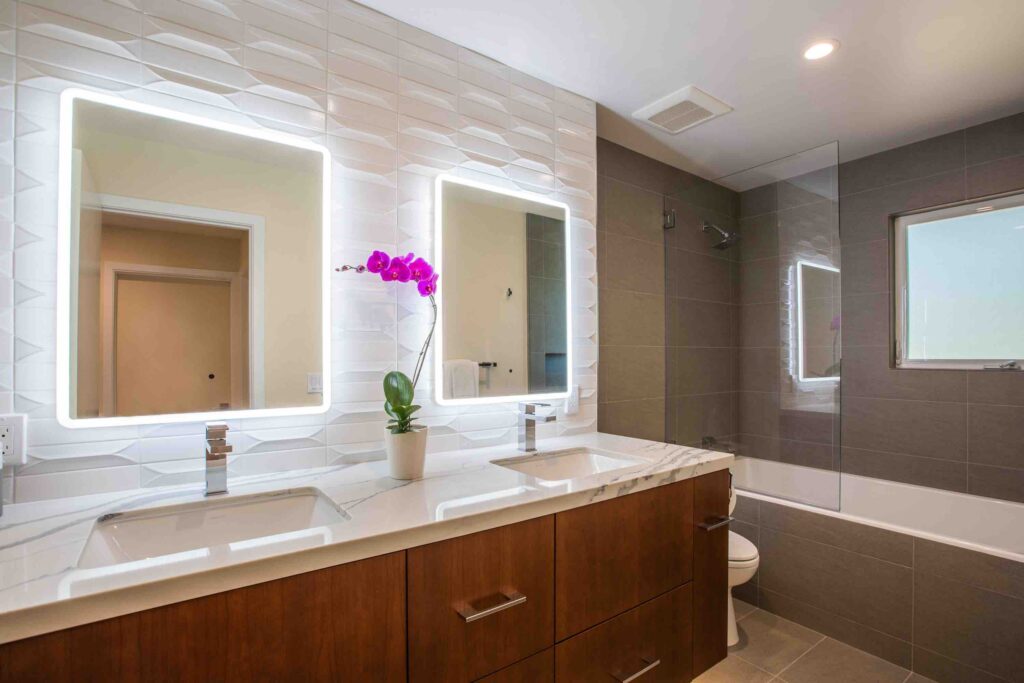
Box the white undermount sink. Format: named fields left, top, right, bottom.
left=492, top=447, right=643, bottom=482
left=77, top=487, right=347, bottom=569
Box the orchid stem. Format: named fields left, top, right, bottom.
left=411, top=294, right=437, bottom=389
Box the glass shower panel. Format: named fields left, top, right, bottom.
left=714, top=143, right=840, bottom=510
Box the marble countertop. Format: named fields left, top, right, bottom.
left=0, top=432, right=732, bottom=644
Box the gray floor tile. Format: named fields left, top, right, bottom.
left=776, top=638, right=909, bottom=683
left=729, top=610, right=823, bottom=674
left=734, top=598, right=757, bottom=621
left=693, top=655, right=774, bottom=683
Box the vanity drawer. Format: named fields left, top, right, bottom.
left=408, top=515, right=555, bottom=682
left=554, top=584, right=693, bottom=682
left=554, top=479, right=694, bottom=640
left=476, top=649, right=554, bottom=682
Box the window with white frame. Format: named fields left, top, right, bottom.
left=893, top=193, right=1024, bottom=369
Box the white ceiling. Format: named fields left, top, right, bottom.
left=360, top=0, right=1024, bottom=185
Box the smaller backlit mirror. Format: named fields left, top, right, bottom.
left=435, top=176, right=572, bottom=404
left=58, top=89, right=330, bottom=426
left=796, top=260, right=841, bottom=382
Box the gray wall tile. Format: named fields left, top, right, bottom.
left=967, top=404, right=1024, bottom=469
left=598, top=345, right=664, bottom=402
left=840, top=292, right=890, bottom=347
left=600, top=289, right=664, bottom=347
left=914, top=572, right=1024, bottom=681
left=758, top=528, right=913, bottom=640
left=599, top=176, right=664, bottom=243
left=839, top=130, right=964, bottom=197
left=841, top=447, right=968, bottom=493
left=841, top=239, right=890, bottom=295
left=598, top=232, right=664, bottom=295
left=667, top=298, right=733, bottom=348
left=968, top=371, right=1024, bottom=406
left=912, top=647, right=1009, bottom=683
left=842, top=346, right=967, bottom=403
left=965, top=111, right=1024, bottom=166
left=965, top=153, right=1024, bottom=198
left=597, top=398, right=664, bottom=441
left=759, top=500, right=913, bottom=566
left=915, top=538, right=1024, bottom=600
left=839, top=170, right=964, bottom=244
left=667, top=247, right=737, bottom=303
left=842, top=397, right=967, bottom=461
left=967, top=464, right=1024, bottom=504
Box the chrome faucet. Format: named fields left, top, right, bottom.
left=205, top=423, right=232, bottom=496
left=518, top=402, right=556, bottom=452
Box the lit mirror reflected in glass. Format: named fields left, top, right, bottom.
left=797, top=261, right=841, bottom=382
left=61, top=91, right=328, bottom=423
left=436, top=177, right=571, bottom=403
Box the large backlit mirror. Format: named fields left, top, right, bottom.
left=57, top=89, right=330, bottom=426
left=435, top=176, right=572, bottom=404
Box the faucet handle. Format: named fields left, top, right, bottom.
left=206, top=422, right=229, bottom=440
left=207, top=441, right=233, bottom=456
left=519, top=402, right=550, bottom=414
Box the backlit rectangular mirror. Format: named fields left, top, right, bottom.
left=57, top=89, right=330, bottom=426
left=435, top=175, right=572, bottom=404
left=796, top=260, right=841, bottom=382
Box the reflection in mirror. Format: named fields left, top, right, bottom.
left=436, top=176, right=571, bottom=403
left=58, top=90, right=329, bottom=425
left=796, top=261, right=841, bottom=382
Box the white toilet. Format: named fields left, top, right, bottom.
left=727, top=488, right=759, bottom=647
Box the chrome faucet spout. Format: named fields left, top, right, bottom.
left=518, top=403, right=556, bottom=452
left=205, top=423, right=232, bottom=496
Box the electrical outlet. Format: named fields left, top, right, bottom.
left=564, top=384, right=580, bottom=415
left=0, top=414, right=27, bottom=466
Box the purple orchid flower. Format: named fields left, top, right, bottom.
left=407, top=257, right=434, bottom=282
left=417, top=273, right=439, bottom=297
left=380, top=256, right=411, bottom=282
left=830, top=315, right=841, bottom=331
left=366, top=250, right=390, bottom=273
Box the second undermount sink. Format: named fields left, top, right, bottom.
left=492, top=447, right=643, bottom=482
left=77, top=487, right=347, bottom=569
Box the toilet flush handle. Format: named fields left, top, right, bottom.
left=698, top=515, right=734, bottom=531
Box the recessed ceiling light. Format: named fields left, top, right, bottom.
left=804, top=40, right=839, bottom=60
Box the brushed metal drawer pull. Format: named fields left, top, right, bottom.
left=456, top=591, right=526, bottom=623
left=698, top=515, right=733, bottom=531
left=615, top=657, right=660, bottom=682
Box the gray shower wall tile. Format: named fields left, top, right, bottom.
left=599, top=288, right=663, bottom=347
left=758, top=528, right=914, bottom=640
left=666, top=247, right=737, bottom=303
left=740, top=183, right=777, bottom=218
left=912, top=647, right=1009, bottom=683
left=915, top=538, right=1024, bottom=600
left=598, top=175, right=664, bottom=244
left=965, top=111, right=1024, bottom=165
left=759, top=500, right=912, bottom=566
left=838, top=169, right=964, bottom=244
left=839, top=292, right=889, bottom=347
left=841, top=346, right=968, bottom=403
left=839, top=130, right=964, bottom=197
left=841, top=396, right=967, bottom=462
left=738, top=211, right=778, bottom=262
left=596, top=137, right=675, bottom=195
left=965, top=153, right=1024, bottom=198
left=666, top=297, right=733, bottom=348
left=597, top=231, right=664, bottom=295
left=840, top=238, right=889, bottom=296
left=967, top=464, right=1024, bottom=504
left=967, top=370, right=1024, bottom=406
left=967, top=404, right=1024, bottom=469
left=914, top=571, right=1024, bottom=682
left=840, top=446, right=968, bottom=493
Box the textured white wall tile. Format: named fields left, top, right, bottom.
left=7, top=0, right=597, bottom=502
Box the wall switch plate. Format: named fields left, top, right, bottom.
left=564, top=384, right=580, bottom=415
left=306, top=373, right=323, bottom=394
left=0, top=414, right=27, bottom=466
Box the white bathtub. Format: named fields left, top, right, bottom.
left=731, top=455, right=1024, bottom=562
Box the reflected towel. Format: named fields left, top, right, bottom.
left=444, top=359, right=479, bottom=399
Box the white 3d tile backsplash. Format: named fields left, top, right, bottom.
left=3, top=0, right=597, bottom=503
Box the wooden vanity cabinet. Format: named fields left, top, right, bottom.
left=554, top=584, right=693, bottom=682
left=408, top=515, right=555, bottom=682
left=0, top=552, right=407, bottom=683
left=554, top=479, right=694, bottom=641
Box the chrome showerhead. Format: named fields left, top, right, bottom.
left=702, top=221, right=739, bottom=250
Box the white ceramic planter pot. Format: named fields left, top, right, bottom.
left=385, top=427, right=428, bottom=480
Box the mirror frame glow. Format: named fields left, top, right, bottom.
left=795, top=260, right=840, bottom=383
left=56, top=88, right=332, bottom=428
left=433, top=174, right=573, bottom=406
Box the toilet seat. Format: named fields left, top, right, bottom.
left=728, top=531, right=758, bottom=564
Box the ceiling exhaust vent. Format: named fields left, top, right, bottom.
left=632, top=85, right=732, bottom=134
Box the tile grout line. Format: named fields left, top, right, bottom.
left=769, top=633, right=828, bottom=683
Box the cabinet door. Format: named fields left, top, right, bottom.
left=476, top=649, right=554, bottom=683
left=0, top=552, right=407, bottom=683
left=408, top=515, right=555, bottom=682
left=692, top=468, right=731, bottom=676
left=555, top=584, right=693, bottom=682
left=554, top=479, right=693, bottom=640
